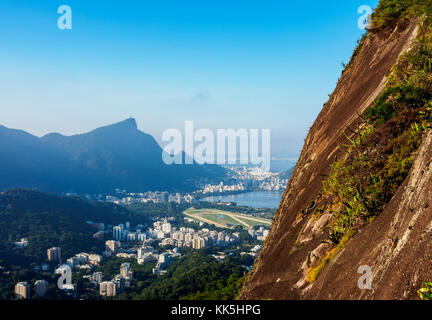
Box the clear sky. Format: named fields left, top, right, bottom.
left=0, top=0, right=378, bottom=156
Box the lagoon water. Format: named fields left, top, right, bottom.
left=200, top=191, right=284, bottom=209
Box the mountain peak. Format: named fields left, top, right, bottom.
left=94, top=117, right=138, bottom=134
left=116, top=117, right=137, bottom=130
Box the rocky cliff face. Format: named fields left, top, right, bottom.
left=240, top=2, right=432, bottom=300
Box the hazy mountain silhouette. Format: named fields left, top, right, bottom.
left=0, top=118, right=225, bottom=193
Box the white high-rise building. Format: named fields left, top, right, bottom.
left=162, top=222, right=172, bottom=233
left=192, top=237, right=206, bottom=250
left=156, top=230, right=165, bottom=239
left=126, top=233, right=136, bottom=241
left=120, top=263, right=131, bottom=278
left=113, top=226, right=123, bottom=240
left=105, top=240, right=121, bottom=255
left=185, top=233, right=193, bottom=242
left=137, top=247, right=144, bottom=259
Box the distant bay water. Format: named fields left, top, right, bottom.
left=200, top=190, right=284, bottom=209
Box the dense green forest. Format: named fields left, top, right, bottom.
left=0, top=189, right=149, bottom=264
left=136, top=251, right=247, bottom=300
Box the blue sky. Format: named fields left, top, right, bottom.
left=0, top=0, right=378, bottom=155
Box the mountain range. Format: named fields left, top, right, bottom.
left=0, top=118, right=226, bottom=194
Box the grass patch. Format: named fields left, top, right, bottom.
left=306, top=230, right=355, bottom=283
left=324, top=126, right=422, bottom=244
left=372, top=0, right=414, bottom=29
left=418, top=282, right=432, bottom=300
left=235, top=217, right=270, bottom=228
left=365, top=83, right=432, bottom=126
left=194, top=213, right=240, bottom=227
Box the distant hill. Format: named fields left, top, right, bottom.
left=0, top=118, right=226, bottom=194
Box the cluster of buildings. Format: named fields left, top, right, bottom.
left=159, top=226, right=240, bottom=249
left=98, top=262, right=133, bottom=297
left=106, top=191, right=196, bottom=206
left=103, top=219, right=241, bottom=274
left=227, top=167, right=289, bottom=191
left=112, top=222, right=146, bottom=242
left=13, top=247, right=104, bottom=299
left=102, top=217, right=251, bottom=275
left=128, top=244, right=182, bottom=275
left=66, top=252, right=103, bottom=269
left=241, top=244, right=263, bottom=259
left=150, top=219, right=240, bottom=250
left=191, top=167, right=288, bottom=198
left=80, top=262, right=135, bottom=298
left=199, top=182, right=246, bottom=195
left=103, top=238, right=180, bottom=276
left=15, top=243, right=135, bottom=299
left=100, top=165, right=289, bottom=207
left=20, top=243, right=135, bottom=299
left=248, top=227, right=270, bottom=241
left=47, top=246, right=103, bottom=271
left=15, top=280, right=48, bottom=299
left=256, top=175, right=288, bottom=191
left=108, top=218, right=240, bottom=251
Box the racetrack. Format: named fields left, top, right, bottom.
left=184, top=208, right=272, bottom=229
